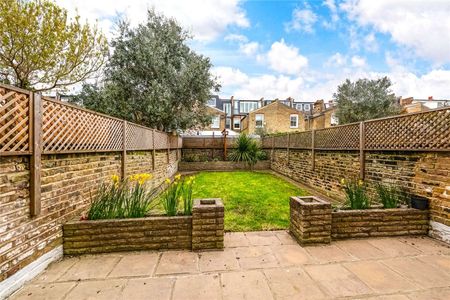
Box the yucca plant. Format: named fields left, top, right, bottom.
left=229, top=133, right=263, bottom=168
left=341, top=178, right=370, bottom=209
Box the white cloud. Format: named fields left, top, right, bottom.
left=325, top=52, right=347, bottom=67
left=213, top=64, right=450, bottom=102
left=56, top=0, right=249, bottom=41
left=323, top=0, right=339, bottom=25
left=224, top=34, right=248, bottom=43
left=351, top=55, right=367, bottom=68
left=240, top=42, right=260, bottom=56
left=341, top=0, right=450, bottom=64
left=364, top=32, right=378, bottom=52
left=286, top=7, right=318, bottom=33
left=266, top=40, right=308, bottom=75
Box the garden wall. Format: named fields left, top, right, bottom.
left=290, top=196, right=429, bottom=244
left=0, top=150, right=179, bottom=281
left=63, top=198, right=224, bottom=255
left=179, top=160, right=271, bottom=171
left=270, top=149, right=450, bottom=244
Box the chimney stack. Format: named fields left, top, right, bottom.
left=428, top=96, right=433, bottom=100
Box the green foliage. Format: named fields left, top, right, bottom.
left=375, top=182, right=408, bottom=208
left=0, top=0, right=108, bottom=92
left=229, top=133, right=263, bottom=167
left=341, top=178, right=370, bottom=209
left=162, top=174, right=196, bottom=216
left=192, top=171, right=308, bottom=231
left=87, top=177, right=158, bottom=220
left=181, top=176, right=195, bottom=215
left=334, top=77, right=401, bottom=124
left=71, top=9, right=220, bottom=131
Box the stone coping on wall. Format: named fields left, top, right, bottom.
left=290, top=196, right=429, bottom=245
left=179, top=160, right=271, bottom=171
left=63, top=198, right=224, bottom=255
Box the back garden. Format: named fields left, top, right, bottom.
left=1, top=84, right=450, bottom=299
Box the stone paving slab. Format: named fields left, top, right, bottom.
left=8, top=231, right=450, bottom=300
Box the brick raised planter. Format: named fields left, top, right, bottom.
left=179, top=160, right=271, bottom=171
left=290, top=196, right=332, bottom=245
left=332, top=208, right=429, bottom=239
left=290, top=196, right=429, bottom=245
left=63, top=198, right=224, bottom=255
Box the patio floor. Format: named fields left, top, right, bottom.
left=9, top=231, right=450, bottom=300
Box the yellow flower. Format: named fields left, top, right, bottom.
left=175, top=173, right=181, bottom=180
left=165, top=178, right=171, bottom=184
left=128, top=173, right=153, bottom=185
left=111, top=174, right=120, bottom=184
left=358, top=179, right=364, bottom=186
left=340, top=178, right=346, bottom=185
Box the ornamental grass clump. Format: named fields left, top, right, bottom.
left=162, top=174, right=196, bottom=216
left=375, top=182, right=404, bottom=208
left=87, top=173, right=158, bottom=220
left=340, top=178, right=370, bottom=209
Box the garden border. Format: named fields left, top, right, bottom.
left=290, top=196, right=429, bottom=245
left=63, top=198, right=224, bottom=255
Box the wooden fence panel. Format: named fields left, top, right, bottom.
left=0, top=86, right=31, bottom=154
left=314, top=123, right=360, bottom=150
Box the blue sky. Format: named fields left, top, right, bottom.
left=57, top=0, right=450, bottom=101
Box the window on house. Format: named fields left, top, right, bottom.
left=225, top=118, right=231, bottom=129
left=207, top=97, right=216, bottom=107
left=211, top=115, right=220, bottom=129
left=304, top=104, right=310, bottom=111
left=233, top=117, right=240, bottom=129
left=240, top=102, right=258, bottom=113
left=223, top=103, right=231, bottom=115
left=295, top=103, right=303, bottom=111
left=255, top=114, right=264, bottom=128
left=290, top=114, right=299, bottom=128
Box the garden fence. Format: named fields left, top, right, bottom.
left=0, top=83, right=182, bottom=216
left=262, top=106, right=450, bottom=177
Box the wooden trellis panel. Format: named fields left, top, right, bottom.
left=262, top=137, right=272, bottom=148
left=153, top=130, right=169, bottom=149
left=0, top=86, right=31, bottom=154
left=273, top=134, right=289, bottom=148
left=365, top=108, right=450, bottom=151
left=314, top=123, right=360, bottom=149
left=125, top=123, right=153, bottom=150
left=42, top=98, right=123, bottom=153
left=290, top=131, right=312, bottom=149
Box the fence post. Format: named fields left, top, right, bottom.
left=175, top=136, right=179, bottom=161
left=167, top=134, right=170, bottom=164
left=287, top=133, right=290, bottom=164
left=359, top=122, right=365, bottom=179
left=212, top=132, right=215, bottom=159
left=311, top=129, right=315, bottom=171
left=30, top=92, right=42, bottom=217
left=152, top=129, right=156, bottom=170
left=121, top=121, right=127, bottom=179
left=271, top=136, right=275, bottom=162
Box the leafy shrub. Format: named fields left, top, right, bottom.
left=375, top=182, right=407, bottom=208
left=229, top=133, right=263, bottom=167
left=341, top=178, right=370, bottom=209
left=87, top=173, right=157, bottom=220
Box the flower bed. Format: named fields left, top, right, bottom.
left=63, top=198, right=224, bottom=255
left=289, top=196, right=429, bottom=245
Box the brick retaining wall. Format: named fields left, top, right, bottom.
left=331, top=208, right=429, bottom=239
left=179, top=160, right=271, bottom=171
left=63, top=198, right=224, bottom=255
left=290, top=196, right=429, bottom=245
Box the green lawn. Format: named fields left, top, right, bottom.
left=191, top=171, right=308, bottom=231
